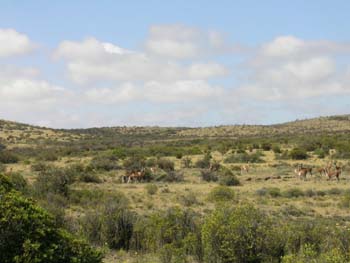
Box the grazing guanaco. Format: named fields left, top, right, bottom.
left=126, top=168, right=146, bottom=183
left=241, top=164, right=250, bottom=175
left=325, top=166, right=342, bottom=181
left=294, top=164, right=312, bottom=180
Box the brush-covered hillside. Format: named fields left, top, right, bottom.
left=1, top=114, right=350, bottom=146
left=2, top=114, right=350, bottom=263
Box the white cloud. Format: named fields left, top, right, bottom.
left=262, top=36, right=305, bottom=58
left=0, top=29, right=34, bottom=57
left=260, top=35, right=350, bottom=59
left=145, top=24, right=231, bottom=59
left=84, top=80, right=224, bottom=104
left=237, top=36, right=350, bottom=102
left=0, top=79, right=64, bottom=102
left=54, top=37, right=229, bottom=84
left=188, top=63, right=229, bottom=79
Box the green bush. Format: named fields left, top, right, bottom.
left=0, top=163, right=5, bottom=173
left=283, top=188, right=305, bottom=198
left=157, top=158, right=175, bottom=171
left=0, top=151, right=19, bottom=164
left=272, top=145, right=282, bottom=153
left=79, top=172, right=102, bottom=183
left=200, top=170, right=218, bottom=182
left=163, top=170, right=184, bottom=182
left=179, top=191, right=198, bottom=207
left=339, top=191, right=350, bottom=208
left=202, top=204, right=284, bottom=263
left=314, top=148, right=327, bottom=159
left=218, top=169, right=240, bottom=186
left=80, top=210, right=104, bottom=246
left=89, top=155, right=120, bottom=171
left=261, top=143, right=272, bottom=151
left=145, top=184, right=158, bottom=195
left=6, top=172, right=27, bottom=193
left=257, top=187, right=282, bottom=197
left=0, top=188, right=102, bottom=263
left=123, top=156, right=146, bottom=172
left=133, top=207, right=201, bottom=259
left=181, top=157, right=192, bottom=168
left=208, top=186, right=235, bottom=202
left=31, top=162, right=50, bottom=172
left=289, top=148, right=308, bottom=160
left=33, top=166, right=76, bottom=198
left=103, top=197, right=135, bottom=250
left=195, top=153, right=212, bottom=169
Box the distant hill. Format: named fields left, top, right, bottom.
left=1, top=114, right=350, bottom=146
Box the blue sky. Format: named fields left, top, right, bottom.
left=1, top=1, right=350, bottom=128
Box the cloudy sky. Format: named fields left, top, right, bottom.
left=1, top=0, right=350, bottom=128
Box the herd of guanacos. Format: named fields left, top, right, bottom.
left=120, top=161, right=344, bottom=184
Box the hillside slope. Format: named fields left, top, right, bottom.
left=1, top=114, right=350, bottom=146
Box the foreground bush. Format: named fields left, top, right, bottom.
left=202, top=204, right=284, bottom=263
left=0, top=177, right=102, bottom=263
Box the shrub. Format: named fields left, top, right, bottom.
left=0, top=173, right=13, bottom=193
left=135, top=207, right=201, bottom=258
left=195, top=153, right=212, bottom=169
left=163, top=170, right=184, bottom=182
left=268, top=187, right=282, bottom=197
left=261, top=143, right=272, bottom=151
left=283, top=188, right=305, bottom=198
left=339, top=191, right=350, bottom=208
left=200, top=170, right=218, bottom=182
left=272, top=145, right=282, bottom=153
left=31, top=162, right=50, bottom=172
left=179, top=191, right=198, bottom=207
left=181, top=157, right=192, bottom=168
left=123, top=156, right=146, bottom=172
left=328, top=188, right=342, bottom=195
left=0, top=151, right=19, bottom=164
left=80, top=210, right=104, bottom=246
left=37, top=150, right=59, bottom=161
left=33, top=166, right=75, bottom=198
left=208, top=186, right=235, bottom=202
left=314, top=148, right=327, bottom=159
left=0, top=163, right=5, bottom=173
left=218, top=169, right=240, bottom=186
left=256, top=188, right=268, bottom=197
left=0, top=143, right=6, bottom=151
left=90, top=155, right=120, bottom=171
left=157, top=158, right=175, bottom=171
left=7, top=172, right=27, bottom=193
left=305, top=189, right=316, bottom=197
left=80, top=172, right=102, bottom=183
left=145, top=184, right=158, bottom=195
left=289, top=148, right=308, bottom=160
left=103, top=197, right=135, bottom=250
left=145, top=157, right=157, bottom=167
left=176, top=152, right=183, bottom=159
left=202, top=204, right=284, bottom=263
left=0, top=190, right=102, bottom=263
